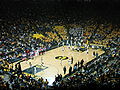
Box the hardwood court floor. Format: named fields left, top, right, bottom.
left=12, top=46, right=104, bottom=85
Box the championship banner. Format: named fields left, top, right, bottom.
left=53, top=26, right=65, bottom=31
left=32, top=34, right=44, bottom=39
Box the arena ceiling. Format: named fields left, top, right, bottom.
left=2, top=0, right=119, bottom=2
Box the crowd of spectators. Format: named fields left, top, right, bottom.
left=0, top=1, right=120, bottom=89
left=0, top=70, right=50, bottom=90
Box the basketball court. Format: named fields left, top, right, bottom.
left=12, top=46, right=104, bottom=85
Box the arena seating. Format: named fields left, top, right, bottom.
left=0, top=1, right=120, bottom=89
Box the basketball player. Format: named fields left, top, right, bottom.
left=68, top=57, right=71, bottom=65
left=62, top=44, right=65, bottom=51
left=86, top=49, right=89, bottom=54
left=63, top=66, right=66, bottom=74
left=58, top=42, right=60, bottom=47
left=41, top=57, right=44, bottom=67
left=68, top=43, right=70, bottom=49
left=34, top=66, right=37, bottom=75
left=66, top=40, right=69, bottom=45
left=60, top=58, right=62, bottom=66
left=71, top=57, right=73, bottom=64
left=29, top=62, right=32, bottom=68
left=70, top=40, right=72, bottom=46
left=80, top=59, right=84, bottom=67
left=93, top=51, right=95, bottom=56
left=62, top=46, right=64, bottom=51
left=62, top=41, right=64, bottom=46
left=69, top=66, right=72, bottom=75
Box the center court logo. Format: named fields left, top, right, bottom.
left=55, top=56, right=68, bottom=60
